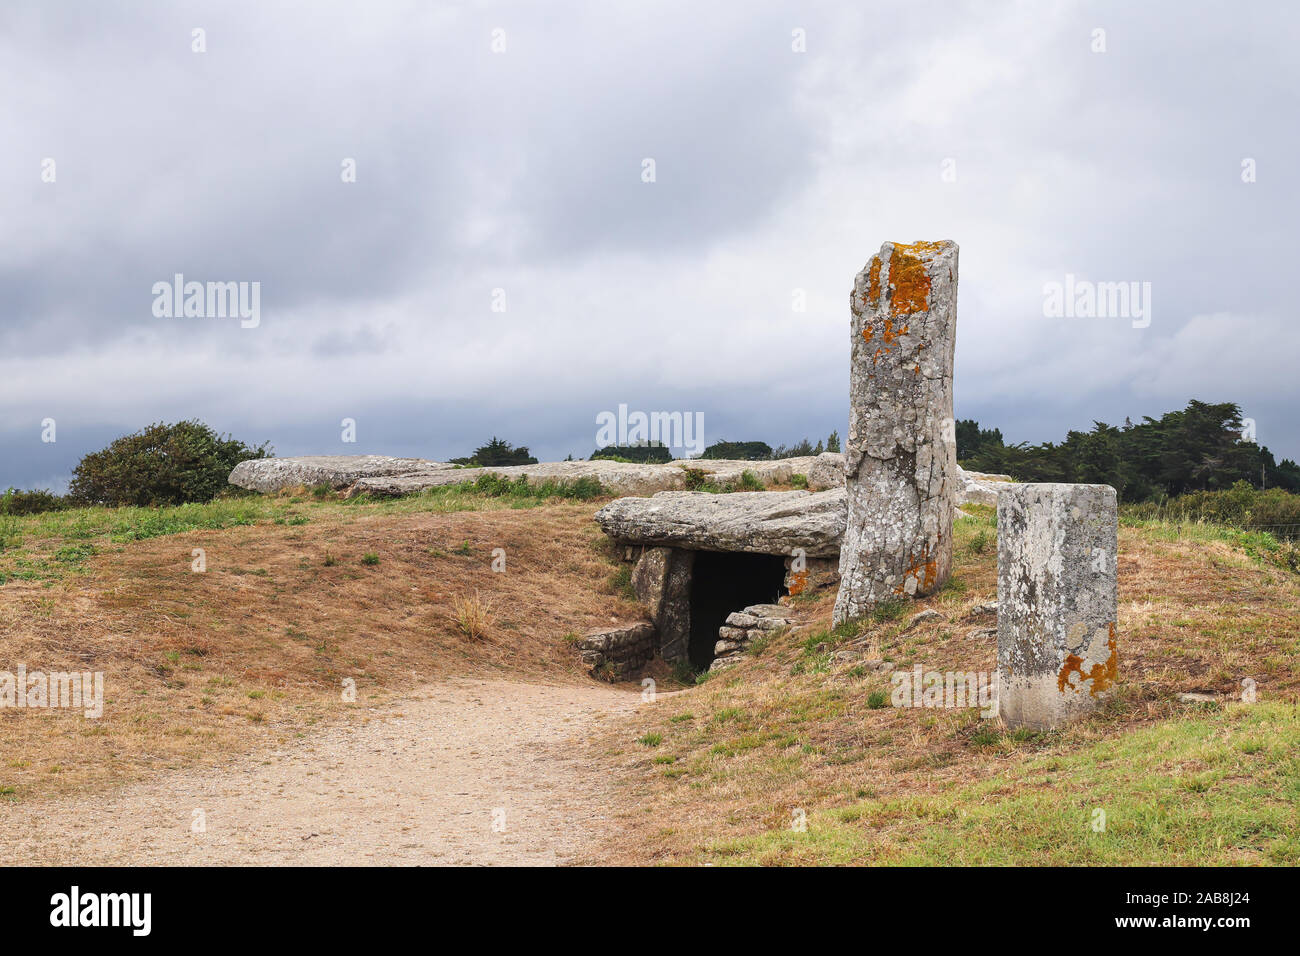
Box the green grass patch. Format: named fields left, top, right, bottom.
left=704, top=702, right=1300, bottom=865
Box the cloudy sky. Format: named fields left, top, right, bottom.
left=2, top=0, right=1296, bottom=491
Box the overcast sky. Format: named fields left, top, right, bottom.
left=3, top=0, right=1297, bottom=492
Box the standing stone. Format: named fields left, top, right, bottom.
left=834, top=241, right=959, bottom=624
left=631, top=547, right=673, bottom=616
left=997, top=483, right=1118, bottom=730
left=655, top=549, right=694, bottom=664
left=630, top=545, right=694, bottom=664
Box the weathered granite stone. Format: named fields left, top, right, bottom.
left=997, top=483, right=1118, bottom=730
left=576, top=619, right=658, bottom=680
left=903, top=608, right=944, bottom=631
left=631, top=547, right=673, bottom=618
left=234, top=452, right=998, bottom=512
left=743, top=604, right=792, bottom=619
left=805, top=452, right=846, bottom=491
left=957, top=471, right=1011, bottom=507
left=676, top=457, right=820, bottom=488
left=594, top=488, right=845, bottom=558
left=785, top=555, right=840, bottom=596
left=229, top=455, right=455, bottom=492
left=626, top=546, right=695, bottom=665
left=656, top=549, right=694, bottom=664
left=351, top=459, right=688, bottom=498
left=834, top=240, right=960, bottom=624
left=708, top=603, right=799, bottom=669
left=233, top=454, right=828, bottom=498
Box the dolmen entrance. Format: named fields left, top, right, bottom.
left=590, top=239, right=1120, bottom=731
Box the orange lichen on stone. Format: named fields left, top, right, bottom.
left=864, top=318, right=909, bottom=356
left=894, top=546, right=939, bottom=595
left=897, top=240, right=946, bottom=256
left=788, top=570, right=809, bottom=597
left=887, top=241, right=944, bottom=317
left=866, top=256, right=882, bottom=307
left=1056, top=623, right=1118, bottom=696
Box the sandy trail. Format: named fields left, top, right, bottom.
left=1, top=679, right=645, bottom=866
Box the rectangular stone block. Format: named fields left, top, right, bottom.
left=997, top=483, right=1118, bottom=730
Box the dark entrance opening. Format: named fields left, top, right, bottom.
left=687, top=551, right=788, bottom=671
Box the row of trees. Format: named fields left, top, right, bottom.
left=576, top=401, right=1300, bottom=505
left=8, top=402, right=1293, bottom=513
left=589, top=432, right=842, bottom=463
left=957, top=400, right=1300, bottom=501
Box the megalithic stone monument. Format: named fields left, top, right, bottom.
left=833, top=240, right=959, bottom=625
left=997, top=483, right=1118, bottom=730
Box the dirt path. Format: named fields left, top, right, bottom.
left=1, top=679, right=646, bottom=866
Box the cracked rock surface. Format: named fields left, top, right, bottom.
left=834, top=240, right=960, bottom=624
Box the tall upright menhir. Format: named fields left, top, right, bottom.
left=834, top=241, right=959, bottom=625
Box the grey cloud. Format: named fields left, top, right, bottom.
left=2, top=0, right=1298, bottom=492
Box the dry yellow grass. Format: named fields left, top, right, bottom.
left=4, top=491, right=1296, bottom=866
left=450, top=590, right=496, bottom=641
left=0, top=496, right=640, bottom=800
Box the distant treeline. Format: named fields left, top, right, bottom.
left=580, top=400, right=1300, bottom=506
left=589, top=433, right=841, bottom=463
left=957, top=400, right=1300, bottom=502
left=7, top=402, right=1294, bottom=516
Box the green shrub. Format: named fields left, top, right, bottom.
left=561, top=477, right=604, bottom=500
left=0, top=515, right=21, bottom=553
left=1125, top=483, right=1300, bottom=539
left=467, top=473, right=603, bottom=501
left=590, top=442, right=673, bottom=463
left=870, top=597, right=908, bottom=623
left=680, top=466, right=708, bottom=491
left=67, top=420, right=271, bottom=507
left=610, top=564, right=635, bottom=599
left=0, top=488, right=67, bottom=516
